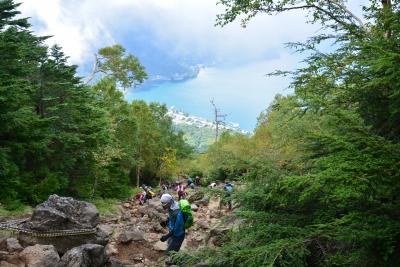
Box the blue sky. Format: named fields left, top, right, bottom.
left=19, top=0, right=368, bottom=131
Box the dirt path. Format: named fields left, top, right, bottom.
left=101, top=190, right=229, bottom=266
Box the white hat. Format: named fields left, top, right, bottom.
left=160, top=194, right=173, bottom=204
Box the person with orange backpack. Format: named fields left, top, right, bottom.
left=136, top=184, right=155, bottom=205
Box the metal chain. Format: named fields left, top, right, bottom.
left=0, top=222, right=96, bottom=237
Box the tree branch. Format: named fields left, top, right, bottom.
left=256, top=2, right=363, bottom=30
left=84, top=53, right=99, bottom=85
left=329, top=0, right=365, bottom=28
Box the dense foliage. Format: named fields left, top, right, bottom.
left=173, top=123, right=216, bottom=153
left=179, top=1, right=400, bottom=266
left=0, top=0, right=192, bottom=208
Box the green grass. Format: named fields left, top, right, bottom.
left=199, top=187, right=225, bottom=197
left=90, top=187, right=143, bottom=218
left=0, top=205, right=33, bottom=217
left=129, top=187, right=142, bottom=196
left=90, top=198, right=120, bottom=218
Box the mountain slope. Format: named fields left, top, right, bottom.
left=167, top=108, right=249, bottom=152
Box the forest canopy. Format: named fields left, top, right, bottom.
left=0, top=0, right=192, bottom=208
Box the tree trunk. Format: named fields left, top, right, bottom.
left=382, top=0, right=393, bottom=38
left=136, top=166, right=141, bottom=188
left=91, top=176, right=98, bottom=199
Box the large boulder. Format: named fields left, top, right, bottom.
left=19, top=229, right=108, bottom=254
left=57, top=244, right=107, bottom=267
left=24, top=194, right=99, bottom=231
left=20, top=244, right=60, bottom=267
left=18, top=195, right=108, bottom=253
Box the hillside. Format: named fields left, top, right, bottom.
left=173, top=124, right=215, bottom=152
left=167, top=107, right=249, bottom=152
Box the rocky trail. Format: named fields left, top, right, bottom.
left=105, top=190, right=230, bottom=266
left=0, top=189, right=236, bottom=267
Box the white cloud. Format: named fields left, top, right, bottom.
left=18, top=0, right=370, bottom=129
left=18, top=0, right=369, bottom=66
left=18, top=0, right=319, bottom=65
left=19, top=0, right=115, bottom=64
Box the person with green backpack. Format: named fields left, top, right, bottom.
left=160, top=193, right=193, bottom=255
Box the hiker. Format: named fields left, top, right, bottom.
left=136, top=184, right=155, bottom=205
left=175, top=181, right=186, bottom=200
left=195, top=176, right=201, bottom=186
left=160, top=194, right=186, bottom=256
left=209, top=182, right=217, bottom=189
left=135, top=191, right=146, bottom=205
left=223, top=181, right=234, bottom=210
left=161, top=182, right=168, bottom=192
left=187, top=177, right=194, bottom=189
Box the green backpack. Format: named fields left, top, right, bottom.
left=179, top=199, right=194, bottom=229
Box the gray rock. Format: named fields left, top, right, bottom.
left=121, top=212, right=131, bottom=222
left=209, top=225, right=229, bottom=237
left=152, top=241, right=167, bottom=251
left=136, top=206, right=148, bottom=216
left=193, top=233, right=205, bottom=242
left=151, top=222, right=163, bottom=233
left=19, top=227, right=108, bottom=254
left=0, top=251, right=24, bottom=267
left=24, top=194, right=99, bottom=231
left=18, top=195, right=108, bottom=254
left=147, top=199, right=164, bottom=213
left=196, top=220, right=210, bottom=229
left=147, top=209, right=167, bottom=223
left=0, top=238, right=7, bottom=251
left=20, top=244, right=60, bottom=267
left=0, top=261, right=19, bottom=267
left=141, top=215, right=150, bottom=222
left=194, top=196, right=210, bottom=206
left=187, top=191, right=204, bottom=203
left=6, top=239, right=22, bottom=252
left=205, top=222, right=232, bottom=246
left=144, top=233, right=159, bottom=243
left=92, top=227, right=110, bottom=246
left=132, top=253, right=144, bottom=261
left=105, top=242, right=118, bottom=256
left=57, top=244, right=107, bottom=267
left=118, top=229, right=144, bottom=243
left=190, top=204, right=199, bottom=212
left=98, top=224, right=115, bottom=237
left=107, top=257, right=135, bottom=267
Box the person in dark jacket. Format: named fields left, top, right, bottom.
left=160, top=193, right=186, bottom=254
left=223, top=181, right=234, bottom=210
